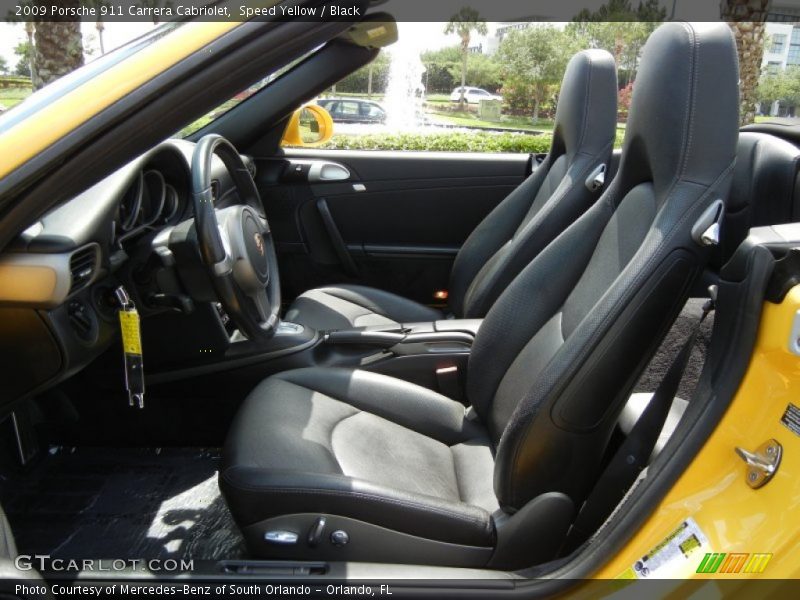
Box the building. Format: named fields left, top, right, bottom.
left=762, top=3, right=800, bottom=116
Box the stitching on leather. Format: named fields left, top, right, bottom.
left=678, top=23, right=699, bottom=180
left=221, top=471, right=491, bottom=530
left=576, top=51, right=593, bottom=151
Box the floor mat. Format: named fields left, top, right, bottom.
left=0, top=447, right=247, bottom=560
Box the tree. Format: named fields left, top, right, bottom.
left=86, top=1, right=112, bottom=54
left=334, top=51, right=391, bottom=95
left=444, top=8, right=488, bottom=108
left=722, top=0, right=771, bottom=126
left=32, top=0, right=84, bottom=90
left=497, top=25, right=585, bottom=121
left=446, top=52, right=501, bottom=91
left=6, top=10, right=38, bottom=84
left=13, top=40, right=33, bottom=78
left=568, top=0, right=665, bottom=85
left=421, top=46, right=461, bottom=93
left=138, top=0, right=175, bottom=24
left=757, top=67, right=800, bottom=114
left=0, top=57, right=9, bottom=76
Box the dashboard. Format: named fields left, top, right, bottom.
left=0, top=138, right=252, bottom=407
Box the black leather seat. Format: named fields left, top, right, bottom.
left=221, top=23, right=739, bottom=568
left=284, top=49, right=618, bottom=330
left=716, top=131, right=800, bottom=269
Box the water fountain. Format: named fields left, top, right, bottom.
left=382, top=36, right=427, bottom=130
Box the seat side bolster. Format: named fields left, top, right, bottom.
left=219, top=466, right=496, bottom=547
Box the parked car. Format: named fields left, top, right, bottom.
left=317, top=97, right=386, bottom=123
left=449, top=86, right=502, bottom=104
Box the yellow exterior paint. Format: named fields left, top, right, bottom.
left=593, top=285, right=800, bottom=581
left=0, top=21, right=241, bottom=179
left=281, top=104, right=335, bottom=147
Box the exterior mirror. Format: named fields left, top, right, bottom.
left=281, top=104, right=334, bottom=147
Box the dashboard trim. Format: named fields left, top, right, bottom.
left=0, top=242, right=101, bottom=308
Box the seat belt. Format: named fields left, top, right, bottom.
left=563, top=296, right=715, bottom=553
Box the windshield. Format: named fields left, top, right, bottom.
left=176, top=51, right=315, bottom=138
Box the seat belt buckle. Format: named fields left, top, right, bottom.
left=436, top=366, right=463, bottom=401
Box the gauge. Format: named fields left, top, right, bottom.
left=118, top=172, right=143, bottom=232
left=160, top=183, right=181, bottom=225
left=139, top=170, right=166, bottom=227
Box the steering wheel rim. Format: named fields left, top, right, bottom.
left=191, top=134, right=280, bottom=340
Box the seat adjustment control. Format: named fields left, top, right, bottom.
left=307, top=516, right=326, bottom=547
left=330, top=530, right=349, bottom=546
left=264, top=530, right=299, bottom=545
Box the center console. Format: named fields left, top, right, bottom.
left=145, top=304, right=481, bottom=398
left=315, top=319, right=482, bottom=397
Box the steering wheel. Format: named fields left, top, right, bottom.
left=191, top=134, right=280, bottom=340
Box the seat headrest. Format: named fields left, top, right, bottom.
left=551, top=48, right=617, bottom=160
left=617, top=22, right=739, bottom=198
left=730, top=132, right=800, bottom=216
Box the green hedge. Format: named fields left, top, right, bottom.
left=322, top=131, right=553, bottom=153
left=321, top=129, right=625, bottom=153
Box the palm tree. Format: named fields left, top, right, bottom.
left=445, top=8, right=488, bottom=109
left=138, top=0, right=175, bottom=25
left=90, top=1, right=112, bottom=54
left=722, top=0, right=772, bottom=126
left=31, top=0, right=84, bottom=90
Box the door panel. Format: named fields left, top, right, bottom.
left=254, top=149, right=530, bottom=306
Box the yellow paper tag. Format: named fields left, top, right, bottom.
left=119, top=309, right=142, bottom=355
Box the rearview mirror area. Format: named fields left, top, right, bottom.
left=281, top=104, right=334, bottom=147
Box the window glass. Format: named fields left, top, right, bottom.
left=339, top=101, right=360, bottom=115
left=788, top=27, right=800, bottom=65
left=771, top=33, right=787, bottom=53
left=309, top=23, right=650, bottom=154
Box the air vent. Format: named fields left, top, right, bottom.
left=69, top=246, right=98, bottom=293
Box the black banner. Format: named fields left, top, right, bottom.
left=1, top=0, right=797, bottom=24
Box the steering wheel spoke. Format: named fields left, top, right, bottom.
left=191, top=135, right=281, bottom=340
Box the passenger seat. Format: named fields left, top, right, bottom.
left=285, top=49, right=618, bottom=330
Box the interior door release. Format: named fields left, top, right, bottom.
left=308, top=161, right=350, bottom=182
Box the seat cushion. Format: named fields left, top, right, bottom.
left=220, top=367, right=497, bottom=548
left=284, top=284, right=444, bottom=330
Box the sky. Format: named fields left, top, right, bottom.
left=1, top=21, right=155, bottom=71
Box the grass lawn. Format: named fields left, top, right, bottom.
left=427, top=110, right=552, bottom=132
left=323, top=91, right=386, bottom=101
left=0, top=86, right=33, bottom=111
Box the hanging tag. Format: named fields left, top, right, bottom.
left=115, top=286, right=145, bottom=409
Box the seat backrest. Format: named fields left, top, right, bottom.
left=448, top=49, right=618, bottom=319
left=466, top=22, right=739, bottom=511
left=715, top=131, right=800, bottom=269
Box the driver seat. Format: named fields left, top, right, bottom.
left=221, top=23, right=738, bottom=568
left=284, top=48, right=618, bottom=329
